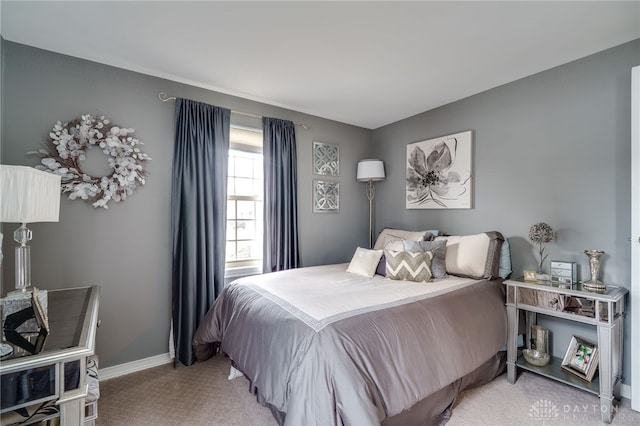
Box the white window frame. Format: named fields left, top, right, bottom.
left=226, top=125, right=263, bottom=275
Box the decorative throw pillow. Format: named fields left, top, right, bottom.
left=498, top=238, right=512, bottom=279
left=372, top=228, right=439, bottom=250
left=376, top=239, right=405, bottom=276
left=376, top=255, right=387, bottom=276
left=402, top=239, right=448, bottom=279
left=347, top=247, right=384, bottom=277
left=385, top=249, right=434, bottom=283
left=423, top=232, right=437, bottom=241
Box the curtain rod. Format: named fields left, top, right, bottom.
left=158, top=92, right=311, bottom=130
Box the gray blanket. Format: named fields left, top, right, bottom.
left=193, top=266, right=506, bottom=425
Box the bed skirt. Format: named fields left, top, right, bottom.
left=242, top=351, right=506, bottom=426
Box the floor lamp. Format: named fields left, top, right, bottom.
left=356, top=159, right=386, bottom=248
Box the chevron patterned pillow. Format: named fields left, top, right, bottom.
left=385, top=249, right=434, bottom=282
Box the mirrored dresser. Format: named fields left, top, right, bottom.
left=1, top=286, right=100, bottom=425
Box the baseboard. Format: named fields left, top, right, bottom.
left=621, top=383, right=631, bottom=400
left=98, top=353, right=172, bottom=381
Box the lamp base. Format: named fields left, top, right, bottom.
left=366, top=181, right=375, bottom=249
left=15, top=242, right=32, bottom=290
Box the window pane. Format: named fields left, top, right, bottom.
left=237, top=240, right=260, bottom=260
left=254, top=160, right=263, bottom=180
left=226, top=220, right=236, bottom=240
left=227, top=145, right=263, bottom=267
left=228, top=156, right=235, bottom=176
left=227, top=200, right=236, bottom=220
left=237, top=220, right=255, bottom=240
left=237, top=200, right=255, bottom=219
left=235, top=156, right=254, bottom=178
left=226, top=242, right=237, bottom=261
left=235, top=178, right=255, bottom=196
left=228, top=177, right=235, bottom=196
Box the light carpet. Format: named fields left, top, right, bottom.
left=96, top=355, right=639, bottom=425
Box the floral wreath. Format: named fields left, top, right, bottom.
left=35, top=114, right=151, bottom=209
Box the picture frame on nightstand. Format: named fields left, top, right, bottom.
left=561, top=335, right=599, bottom=382
left=523, top=270, right=537, bottom=282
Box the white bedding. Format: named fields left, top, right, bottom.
left=232, top=263, right=483, bottom=331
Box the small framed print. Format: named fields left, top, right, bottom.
left=313, top=141, right=339, bottom=177
left=524, top=270, right=537, bottom=282
left=313, top=180, right=339, bottom=213
left=561, top=336, right=599, bottom=382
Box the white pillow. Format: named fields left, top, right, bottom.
left=434, top=231, right=504, bottom=279
left=346, top=247, right=384, bottom=277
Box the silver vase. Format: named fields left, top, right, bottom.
left=583, top=249, right=606, bottom=292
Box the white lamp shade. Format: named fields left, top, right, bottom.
left=0, top=165, right=61, bottom=223
left=356, top=159, right=385, bottom=182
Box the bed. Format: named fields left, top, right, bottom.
left=193, top=230, right=509, bottom=425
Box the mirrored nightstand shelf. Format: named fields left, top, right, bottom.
left=504, top=278, right=627, bottom=423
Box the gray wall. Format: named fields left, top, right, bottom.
left=2, top=34, right=638, bottom=386
left=0, top=41, right=372, bottom=368
left=0, top=36, right=4, bottom=162
left=0, top=36, right=4, bottom=287
left=372, top=39, right=640, bottom=386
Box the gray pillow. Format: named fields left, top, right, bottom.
left=402, top=239, right=448, bottom=279
left=498, top=238, right=512, bottom=279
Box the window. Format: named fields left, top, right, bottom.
left=226, top=126, right=263, bottom=270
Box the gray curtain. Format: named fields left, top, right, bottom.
left=171, top=98, right=230, bottom=365
left=263, top=117, right=301, bottom=272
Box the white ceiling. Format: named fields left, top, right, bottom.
left=2, top=1, right=639, bottom=129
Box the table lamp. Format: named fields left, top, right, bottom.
left=356, top=159, right=385, bottom=248
left=0, top=165, right=61, bottom=292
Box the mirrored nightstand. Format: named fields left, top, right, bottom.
left=504, top=278, right=627, bottom=423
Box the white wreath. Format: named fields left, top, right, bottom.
left=35, top=114, right=151, bottom=209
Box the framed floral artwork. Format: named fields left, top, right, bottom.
left=406, top=130, right=472, bottom=209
